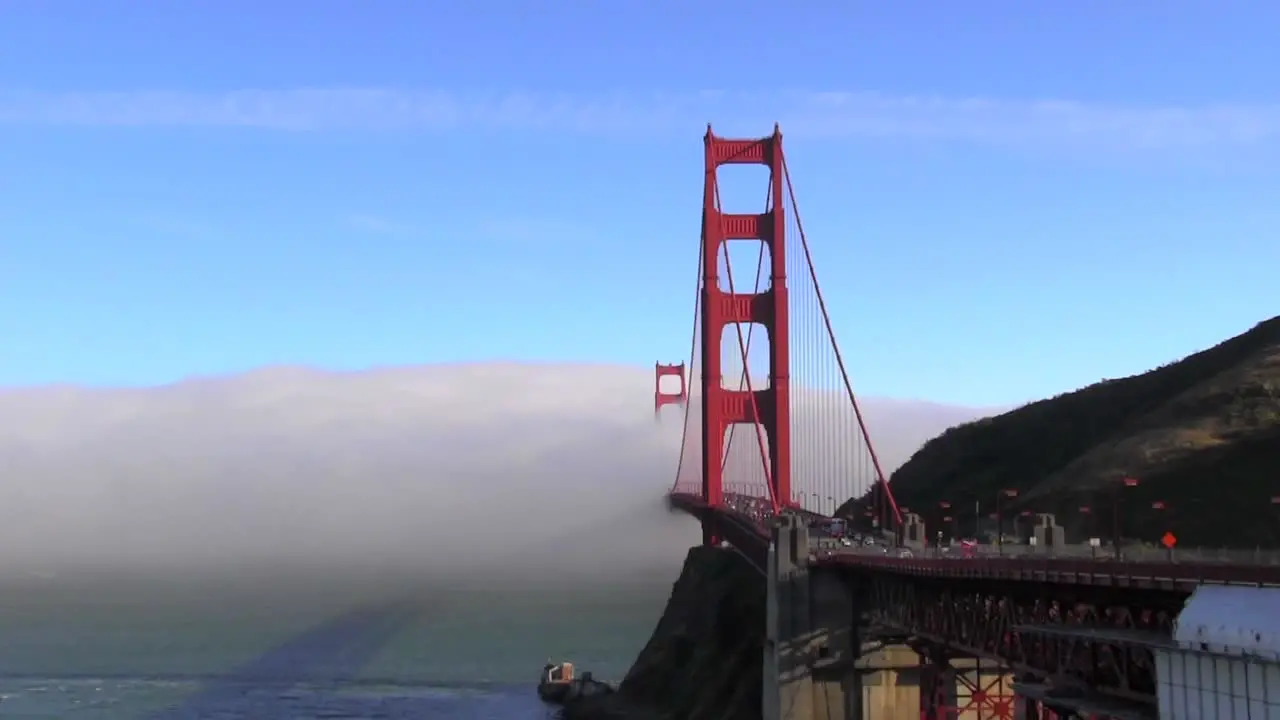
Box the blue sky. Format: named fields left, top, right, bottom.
left=1, top=1, right=1278, bottom=406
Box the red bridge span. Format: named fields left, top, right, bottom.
left=657, top=126, right=1280, bottom=720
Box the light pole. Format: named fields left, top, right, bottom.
left=1271, top=495, right=1280, bottom=547
left=1113, top=476, right=1140, bottom=559
left=1078, top=505, right=1094, bottom=556
left=996, top=489, right=1018, bottom=554
left=1151, top=500, right=1172, bottom=560
left=938, top=501, right=952, bottom=546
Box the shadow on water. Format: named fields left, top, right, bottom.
left=147, top=601, right=428, bottom=718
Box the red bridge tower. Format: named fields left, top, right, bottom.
left=699, top=124, right=792, bottom=518
left=653, top=362, right=688, bottom=416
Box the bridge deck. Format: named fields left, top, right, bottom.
left=817, top=551, right=1280, bottom=589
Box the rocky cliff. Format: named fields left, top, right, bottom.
left=564, top=546, right=764, bottom=720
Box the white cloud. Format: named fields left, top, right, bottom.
left=0, top=87, right=1277, bottom=149
left=0, top=363, right=995, bottom=582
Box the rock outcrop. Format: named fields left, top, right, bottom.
left=564, top=546, right=764, bottom=720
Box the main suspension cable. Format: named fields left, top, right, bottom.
left=671, top=209, right=705, bottom=494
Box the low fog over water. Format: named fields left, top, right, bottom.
left=0, top=363, right=992, bottom=586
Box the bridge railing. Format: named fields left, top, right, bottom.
left=825, top=541, right=1280, bottom=565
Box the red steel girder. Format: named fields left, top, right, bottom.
left=666, top=494, right=769, bottom=571
left=956, top=669, right=1016, bottom=719
left=860, top=573, right=1182, bottom=706
left=917, top=646, right=1016, bottom=720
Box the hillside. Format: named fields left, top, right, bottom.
left=880, top=317, right=1280, bottom=548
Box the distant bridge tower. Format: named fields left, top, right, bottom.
left=654, top=362, right=688, bottom=417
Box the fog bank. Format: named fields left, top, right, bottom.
left=0, top=364, right=994, bottom=581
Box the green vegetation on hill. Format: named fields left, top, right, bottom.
left=879, top=316, right=1280, bottom=548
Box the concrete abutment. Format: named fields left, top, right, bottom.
left=766, top=514, right=1016, bottom=720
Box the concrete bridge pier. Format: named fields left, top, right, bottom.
left=764, top=515, right=925, bottom=720
left=765, top=515, right=1018, bottom=720
left=765, top=512, right=857, bottom=720
left=856, top=644, right=922, bottom=718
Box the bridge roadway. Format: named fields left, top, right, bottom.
left=669, top=490, right=1280, bottom=719
left=673, top=491, right=1280, bottom=584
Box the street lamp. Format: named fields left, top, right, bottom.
left=1272, top=496, right=1280, bottom=546
left=996, top=489, right=1018, bottom=554
left=1151, top=500, right=1171, bottom=559
left=1080, top=502, right=1090, bottom=550
left=1113, top=477, right=1140, bottom=559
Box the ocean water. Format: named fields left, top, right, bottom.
left=0, top=570, right=671, bottom=719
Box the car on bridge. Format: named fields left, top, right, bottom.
left=807, top=517, right=847, bottom=538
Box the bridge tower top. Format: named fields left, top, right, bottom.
left=653, top=362, right=688, bottom=416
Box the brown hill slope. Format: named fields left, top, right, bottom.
left=881, top=316, right=1280, bottom=548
